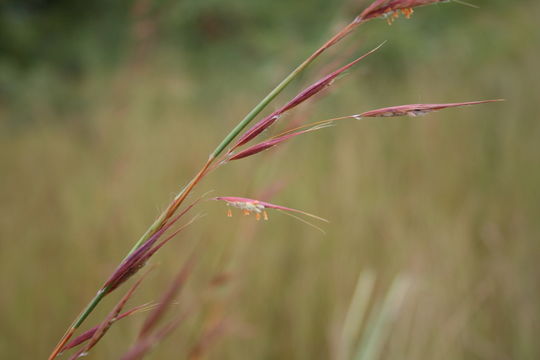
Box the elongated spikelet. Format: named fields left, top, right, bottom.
left=357, top=100, right=504, bottom=118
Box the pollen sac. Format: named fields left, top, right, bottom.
left=401, top=8, right=414, bottom=19
left=383, top=11, right=400, bottom=25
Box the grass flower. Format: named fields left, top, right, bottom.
left=212, top=196, right=328, bottom=224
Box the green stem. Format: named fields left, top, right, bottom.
left=74, top=289, right=107, bottom=328
left=212, top=57, right=316, bottom=158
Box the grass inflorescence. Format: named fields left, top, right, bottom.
left=46, top=1, right=505, bottom=359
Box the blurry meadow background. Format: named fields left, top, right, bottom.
left=1, top=0, right=540, bottom=359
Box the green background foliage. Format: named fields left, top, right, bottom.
left=1, top=0, right=539, bottom=359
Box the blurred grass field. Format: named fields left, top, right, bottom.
left=1, top=0, right=540, bottom=359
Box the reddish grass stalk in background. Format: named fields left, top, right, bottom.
left=187, top=320, right=227, bottom=360
left=120, top=258, right=195, bottom=360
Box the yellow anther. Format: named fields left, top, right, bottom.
left=385, top=10, right=401, bottom=25
left=227, top=208, right=232, bottom=217
left=243, top=210, right=250, bottom=216
left=401, top=8, right=413, bottom=19
left=263, top=211, right=269, bottom=221
left=256, top=213, right=261, bottom=221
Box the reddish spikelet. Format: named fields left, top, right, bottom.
left=121, top=259, right=195, bottom=360
left=209, top=272, right=233, bottom=287
left=61, top=304, right=153, bottom=352
left=103, top=202, right=196, bottom=294
left=232, top=113, right=280, bottom=149
left=103, top=227, right=167, bottom=294
left=228, top=124, right=330, bottom=161
left=138, top=256, right=195, bottom=339
left=121, top=314, right=187, bottom=360
left=61, top=329, right=97, bottom=354
left=358, top=100, right=503, bottom=118
left=67, top=275, right=147, bottom=360
left=359, top=0, right=446, bottom=22
left=232, top=44, right=383, bottom=150
left=279, top=45, right=382, bottom=113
